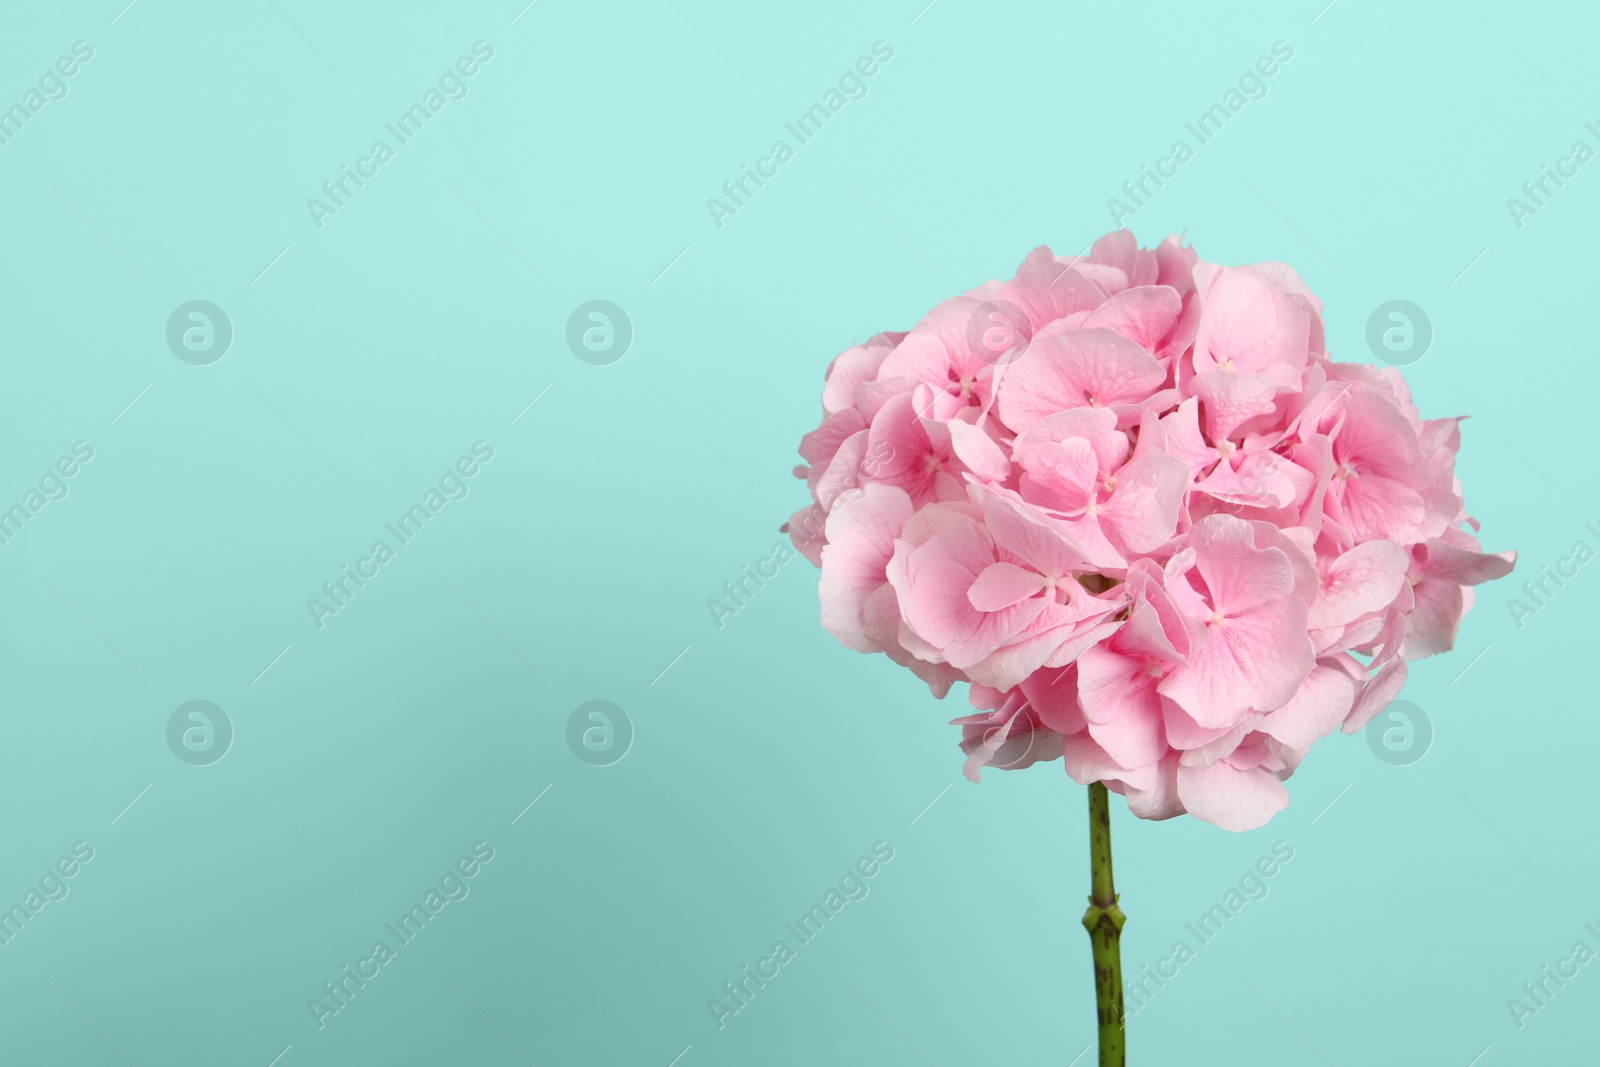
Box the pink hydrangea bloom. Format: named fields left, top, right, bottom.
left=788, top=231, right=1516, bottom=831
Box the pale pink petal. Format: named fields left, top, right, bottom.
left=1102, top=449, right=1190, bottom=554
left=947, top=418, right=1012, bottom=483
left=1021, top=666, right=1087, bottom=735
left=968, top=561, right=1047, bottom=611
left=1308, top=540, right=1410, bottom=630
left=1403, top=577, right=1466, bottom=659
left=1258, top=663, right=1356, bottom=750
left=1190, top=371, right=1279, bottom=442
left=1419, top=538, right=1517, bottom=586
left=1159, top=603, right=1314, bottom=727
left=1081, top=285, right=1182, bottom=351
left=975, top=487, right=1092, bottom=577
left=1177, top=760, right=1289, bottom=831
left=1189, top=515, right=1296, bottom=615
left=999, top=327, right=1166, bottom=433
left=1343, top=657, right=1408, bottom=734
left=818, top=484, right=915, bottom=651
left=1124, top=755, right=1184, bottom=820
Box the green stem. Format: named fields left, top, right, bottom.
left=1081, top=781, right=1126, bottom=1066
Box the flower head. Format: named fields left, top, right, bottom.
left=790, top=231, right=1514, bottom=830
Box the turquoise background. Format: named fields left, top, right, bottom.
left=0, top=0, right=1590, bottom=1063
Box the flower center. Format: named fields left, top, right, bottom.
left=947, top=370, right=980, bottom=400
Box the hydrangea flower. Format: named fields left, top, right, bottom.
left=789, top=230, right=1514, bottom=832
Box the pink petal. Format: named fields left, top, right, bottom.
left=1021, top=667, right=1087, bottom=735
left=1159, top=603, right=1314, bottom=727
left=1192, top=265, right=1310, bottom=382
left=818, top=484, right=914, bottom=652
left=1102, top=449, right=1190, bottom=554
left=999, top=328, right=1166, bottom=433
left=1018, top=437, right=1098, bottom=509
left=968, top=561, right=1046, bottom=611
left=1342, top=657, right=1408, bottom=734
left=1335, top=473, right=1425, bottom=544
left=1190, top=515, right=1296, bottom=615
left=1076, top=644, right=1159, bottom=726
left=1258, top=663, right=1356, bottom=750
left=1081, top=285, right=1182, bottom=351
left=1078, top=647, right=1168, bottom=767
left=1308, top=540, right=1410, bottom=630
left=1421, top=538, right=1517, bottom=587
left=1124, top=755, right=1184, bottom=820
left=1402, top=577, right=1466, bottom=659
left=1176, top=760, right=1290, bottom=831
left=1189, top=370, right=1279, bottom=442
left=975, top=487, right=1091, bottom=577
left=947, top=418, right=1011, bottom=482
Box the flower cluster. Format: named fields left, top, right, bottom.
left=788, top=230, right=1514, bottom=830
